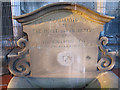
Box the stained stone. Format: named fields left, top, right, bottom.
left=9, top=3, right=114, bottom=88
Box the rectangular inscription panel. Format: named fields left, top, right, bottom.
left=24, top=10, right=103, bottom=78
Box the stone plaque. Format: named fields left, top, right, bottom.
left=11, top=3, right=114, bottom=80
left=24, top=9, right=103, bottom=77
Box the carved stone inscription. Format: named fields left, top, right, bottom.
left=24, top=10, right=103, bottom=77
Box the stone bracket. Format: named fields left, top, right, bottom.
left=97, top=37, right=116, bottom=71
left=8, top=36, right=30, bottom=76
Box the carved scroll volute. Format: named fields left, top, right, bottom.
left=97, top=37, right=115, bottom=71
left=8, top=37, right=30, bottom=76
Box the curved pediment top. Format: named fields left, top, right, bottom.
left=13, top=2, right=114, bottom=25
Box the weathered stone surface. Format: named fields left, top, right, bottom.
left=24, top=13, right=103, bottom=77
left=13, top=2, right=114, bottom=77
left=9, top=2, right=115, bottom=88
